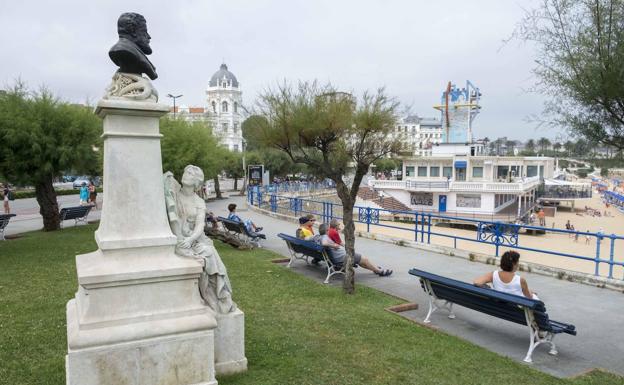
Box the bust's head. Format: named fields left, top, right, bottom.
left=117, top=12, right=152, bottom=55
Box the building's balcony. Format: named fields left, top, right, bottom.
left=369, top=176, right=541, bottom=193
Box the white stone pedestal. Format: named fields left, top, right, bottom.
left=214, top=309, right=248, bottom=376
left=65, top=99, right=220, bottom=385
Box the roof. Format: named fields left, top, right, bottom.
left=209, top=63, right=239, bottom=88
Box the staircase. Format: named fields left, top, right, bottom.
left=358, top=187, right=411, bottom=212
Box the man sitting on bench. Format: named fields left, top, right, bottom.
left=318, top=223, right=392, bottom=277
left=227, top=203, right=265, bottom=239
left=474, top=251, right=539, bottom=300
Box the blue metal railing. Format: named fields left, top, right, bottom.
left=247, top=186, right=624, bottom=280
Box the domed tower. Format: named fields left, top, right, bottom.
left=206, top=63, right=244, bottom=151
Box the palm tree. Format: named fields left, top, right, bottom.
left=525, top=139, right=536, bottom=154
left=564, top=140, right=575, bottom=156
left=537, top=137, right=551, bottom=153
left=505, top=140, right=517, bottom=155
left=553, top=142, right=562, bottom=153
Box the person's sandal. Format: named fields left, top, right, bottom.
left=376, top=269, right=393, bottom=277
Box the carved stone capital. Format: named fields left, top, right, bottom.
left=104, top=72, right=158, bottom=102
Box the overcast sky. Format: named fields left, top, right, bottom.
left=0, top=0, right=562, bottom=141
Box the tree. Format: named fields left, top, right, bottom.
left=223, top=150, right=244, bottom=190
left=564, top=140, right=575, bottom=156
left=0, top=85, right=101, bottom=231
left=537, top=137, right=551, bottom=153
left=553, top=142, right=562, bottom=153
left=241, top=115, right=269, bottom=151
left=525, top=139, right=536, bottom=154
left=514, top=0, right=624, bottom=150
left=160, top=117, right=223, bottom=188
left=373, top=157, right=399, bottom=176
left=257, top=82, right=400, bottom=294
left=505, top=140, right=517, bottom=155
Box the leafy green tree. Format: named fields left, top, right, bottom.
left=505, top=140, right=517, bottom=156
left=223, top=150, right=244, bottom=190
left=525, top=139, right=536, bottom=154
left=0, top=85, right=101, bottom=230
left=373, top=157, right=399, bottom=176
left=160, top=117, right=223, bottom=187
left=257, top=81, right=400, bottom=294
left=564, top=140, right=575, bottom=156
left=553, top=142, right=562, bottom=153
left=241, top=115, right=269, bottom=151
left=514, top=0, right=624, bottom=150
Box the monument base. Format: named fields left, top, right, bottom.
left=66, top=320, right=217, bottom=385
left=66, top=248, right=219, bottom=385
left=214, top=309, right=247, bottom=376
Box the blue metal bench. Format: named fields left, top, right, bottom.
left=409, top=268, right=576, bottom=363
left=217, top=216, right=265, bottom=246
left=277, top=233, right=345, bottom=284
left=59, top=206, right=92, bottom=228
left=0, top=214, right=16, bottom=240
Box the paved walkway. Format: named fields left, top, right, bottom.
left=208, top=195, right=624, bottom=378
left=5, top=192, right=622, bottom=378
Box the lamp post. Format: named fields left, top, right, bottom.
left=240, top=137, right=247, bottom=195
left=166, top=94, right=183, bottom=118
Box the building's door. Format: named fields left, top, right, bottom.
left=438, top=195, right=447, bottom=212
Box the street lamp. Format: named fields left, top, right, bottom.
left=166, top=94, right=183, bottom=118
left=240, top=137, right=247, bottom=195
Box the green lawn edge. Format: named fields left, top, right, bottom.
left=0, top=225, right=621, bottom=385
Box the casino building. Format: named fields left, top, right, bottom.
left=169, top=63, right=245, bottom=152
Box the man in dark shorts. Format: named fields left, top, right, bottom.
left=318, top=223, right=392, bottom=276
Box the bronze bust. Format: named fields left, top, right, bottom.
left=109, top=13, right=158, bottom=80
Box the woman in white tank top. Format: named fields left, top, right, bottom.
left=474, top=251, right=539, bottom=300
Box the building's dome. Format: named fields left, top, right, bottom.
left=209, top=63, right=239, bottom=88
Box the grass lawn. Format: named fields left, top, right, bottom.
left=0, top=224, right=621, bottom=385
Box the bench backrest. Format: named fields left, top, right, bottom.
left=277, top=233, right=326, bottom=261
left=0, top=214, right=16, bottom=230
left=60, top=206, right=91, bottom=220
left=409, top=269, right=551, bottom=329
left=218, top=216, right=245, bottom=233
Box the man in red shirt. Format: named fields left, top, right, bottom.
left=328, top=219, right=343, bottom=245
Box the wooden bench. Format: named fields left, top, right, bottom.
left=217, top=216, right=265, bottom=246
left=59, top=206, right=92, bottom=228
left=0, top=214, right=16, bottom=240
left=409, top=269, right=576, bottom=363
left=277, top=233, right=345, bottom=284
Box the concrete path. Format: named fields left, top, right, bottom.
left=207, top=195, right=624, bottom=379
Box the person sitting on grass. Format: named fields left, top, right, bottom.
left=227, top=203, right=266, bottom=239
left=296, top=214, right=316, bottom=240
left=473, top=250, right=539, bottom=300
left=318, top=223, right=392, bottom=277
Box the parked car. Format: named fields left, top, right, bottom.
left=73, top=176, right=90, bottom=189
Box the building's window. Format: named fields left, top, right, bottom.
left=527, top=165, right=538, bottom=177
left=233, top=144, right=239, bottom=152
left=430, top=166, right=440, bottom=177
left=405, top=166, right=415, bottom=177
left=211, top=101, right=216, bottom=113
left=222, top=81, right=227, bottom=88
left=222, top=101, right=228, bottom=112
left=234, top=102, right=238, bottom=113
left=472, top=167, right=483, bottom=178
left=222, top=122, right=228, bottom=132
left=418, top=167, right=427, bottom=177
left=233, top=122, right=238, bottom=132
left=443, top=167, right=453, bottom=178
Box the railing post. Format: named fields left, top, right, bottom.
left=414, top=212, right=419, bottom=242
left=427, top=214, right=431, bottom=244
left=249, top=189, right=254, bottom=206
left=366, top=207, right=371, bottom=233
left=608, top=234, right=615, bottom=279
left=420, top=211, right=425, bottom=243
left=270, top=194, right=277, bottom=213
left=595, top=233, right=602, bottom=276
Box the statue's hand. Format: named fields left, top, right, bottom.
left=179, top=237, right=193, bottom=249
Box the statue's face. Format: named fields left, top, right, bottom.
left=133, top=21, right=152, bottom=55
left=182, top=170, right=201, bottom=189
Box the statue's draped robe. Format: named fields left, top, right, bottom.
left=165, top=175, right=236, bottom=313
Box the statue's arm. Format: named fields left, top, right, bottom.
left=186, top=202, right=206, bottom=243
left=164, top=172, right=183, bottom=240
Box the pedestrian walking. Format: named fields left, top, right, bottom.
left=2, top=184, right=10, bottom=214
left=79, top=182, right=89, bottom=206
left=88, top=181, right=98, bottom=210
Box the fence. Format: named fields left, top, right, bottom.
left=248, top=185, right=624, bottom=281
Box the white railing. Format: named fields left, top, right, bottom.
left=370, top=176, right=541, bottom=193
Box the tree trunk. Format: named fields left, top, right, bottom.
left=233, top=177, right=238, bottom=191
left=335, top=179, right=356, bottom=294
left=213, top=176, right=222, bottom=199
left=35, top=178, right=60, bottom=231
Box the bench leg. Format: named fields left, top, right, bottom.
left=423, top=297, right=436, bottom=323
left=447, top=302, right=456, bottom=319
left=523, top=309, right=556, bottom=363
